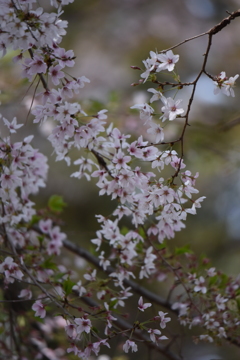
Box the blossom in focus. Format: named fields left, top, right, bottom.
left=140, top=51, right=159, bottom=81
left=147, top=121, right=164, bottom=143
left=160, top=96, right=184, bottom=121
left=157, top=50, right=179, bottom=72
left=131, top=103, right=154, bottom=123
left=148, top=88, right=162, bottom=103
left=213, top=71, right=239, bottom=97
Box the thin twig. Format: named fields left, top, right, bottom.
left=62, top=238, right=177, bottom=313
left=81, top=296, right=183, bottom=360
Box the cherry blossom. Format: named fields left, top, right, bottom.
left=148, top=328, right=161, bottom=343
left=160, top=96, right=184, bottom=121
left=213, top=71, right=239, bottom=97
left=75, top=317, right=92, bottom=335
left=148, top=88, right=163, bottom=103
left=18, top=289, right=32, bottom=299
left=99, top=251, right=111, bottom=270
left=138, top=296, right=152, bottom=311
left=131, top=103, right=154, bottom=122
left=0, top=256, right=23, bottom=284
left=147, top=121, right=164, bottom=143
left=194, top=276, right=207, bottom=294
left=140, top=51, right=158, bottom=81
left=65, top=324, right=77, bottom=338
left=72, top=280, right=87, bottom=297
left=49, top=65, right=65, bottom=86
left=3, top=117, right=23, bottom=133
left=84, top=269, right=97, bottom=282
left=32, top=300, right=46, bottom=319
left=157, top=50, right=179, bottom=72
left=206, top=267, right=217, bottom=277
left=66, top=344, right=79, bottom=356
left=215, top=294, right=227, bottom=311
left=123, top=340, right=138, bottom=353
left=1, top=1, right=239, bottom=358
left=158, top=311, right=171, bottom=329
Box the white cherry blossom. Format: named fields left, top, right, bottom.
left=213, top=71, right=239, bottom=97
left=123, top=340, right=138, bottom=353
left=138, top=296, right=152, bottom=311
left=157, top=50, right=179, bottom=72
left=160, top=96, right=184, bottom=121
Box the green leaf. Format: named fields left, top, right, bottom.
left=54, top=272, right=66, bottom=281
left=219, top=273, right=229, bottom=287
left=175, top=244, right=193, bottom=255
left=136, top=241, right=143, bottom=253
left=208, top=275, right=218, bottom=286
left=120, top=226, right=129, bottom=236
left=48, top=195, right=67, bottom=213
left=37, top=235, right=45, bottom=246
left=89, top=99, right=105, bottom=113
left=138, top=227, right=146, bottom=239
left=28, top=215, right=41, bottom=227
left=236, top=297, right=240, bottom=312
left=63, top=278, right=75, bottom=296
left=109, top=299, right=118, bottom=310
left=91, top=326, right=99, bottom=334
left=155, top=242, right=166, bottom=250
left=42, top=257, right=58, bottom=270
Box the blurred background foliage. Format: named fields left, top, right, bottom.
left=1, top=0, right=240, bottom=358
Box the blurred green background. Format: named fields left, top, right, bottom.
left=1, top=0, right=240, bottom=358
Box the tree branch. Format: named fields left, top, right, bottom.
left=63, top=238, right=177, bottom=314
left=81, top=296, right=183, bottom=360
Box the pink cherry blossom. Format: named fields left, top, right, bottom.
left=138, top=296, right=152, bottom=311
left=49, top=65, right=65, bottom=85
left=158, top=311, right=171, bottom=329
left=3, top=117, right=23, bottom=133
left=74, top=317, right=92, bottom=335
left=32, top=300, right=46, bottom=319
left=123, top=340, right=138, bottom=353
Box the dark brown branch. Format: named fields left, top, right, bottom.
left=170, top=32, right=213, bottom=182
left=208, top=9, right=240, bottom=35
left=63, top=238, right=177, bottom=314
left=81, top=296, right=183, bottom=360
left=163, top=9, right=240, bottom=53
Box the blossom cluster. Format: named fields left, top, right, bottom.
left=171, top=259, right=240, bottom=344
left=0, top=0, right=240, bottom=359
left=0, top=120, right=48, bottom=226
